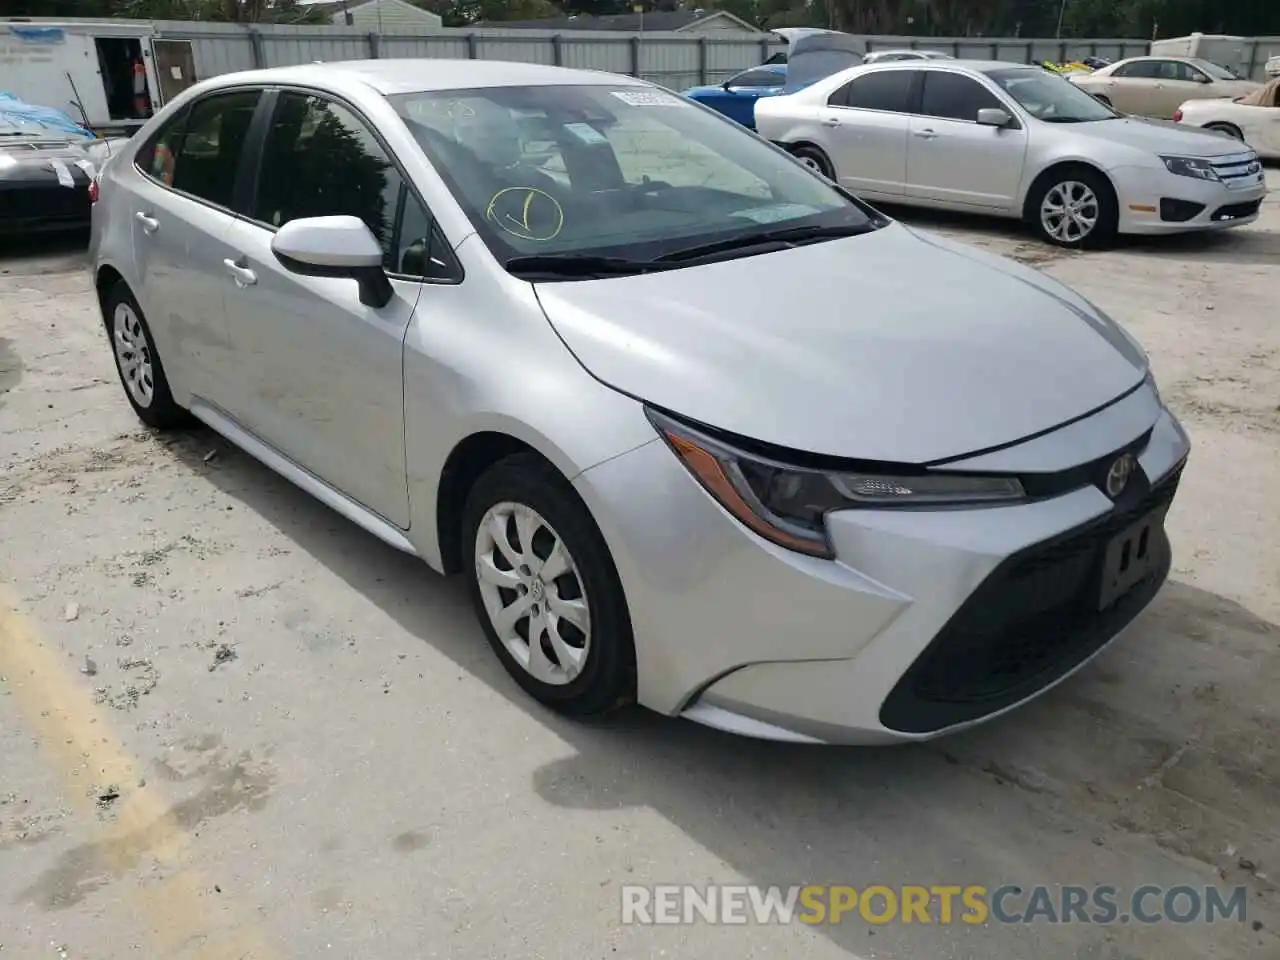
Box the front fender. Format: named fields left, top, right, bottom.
left=401, top=241, right=657, bottom=570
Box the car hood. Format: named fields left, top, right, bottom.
left=1066, top=116, right=1255, bottom=155
left=0, top=135, right=124, bottom=182
left=534, top=224, right=1148, bottom=463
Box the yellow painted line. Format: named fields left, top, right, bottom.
left=0, top=584, right=279, bottom=960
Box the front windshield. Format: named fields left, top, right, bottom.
left=1195, top=59, right=1243, bottom=80
left=988, top=68, right=1118, bottom=122
left=386, top=84, right=868, bottom=264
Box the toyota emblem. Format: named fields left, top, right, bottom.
left=1104, top=454, right=1136, bottom=499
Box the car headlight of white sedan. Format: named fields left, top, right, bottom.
left=1159, top=155, right=1221, bottom=181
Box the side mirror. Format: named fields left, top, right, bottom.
left=1196, top=74, right=1212, bottom=84
left=976, top=107, right=1012, bottom=127
left=271, top=215, right=393, bottom=309
left=722, top=80, right=735, bottom=91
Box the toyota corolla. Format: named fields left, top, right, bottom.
left=90, top=60, right=1190, bottom=745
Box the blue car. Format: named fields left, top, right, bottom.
left=682, top=64, right=787, bottom=130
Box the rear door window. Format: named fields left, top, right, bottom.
left=1114, top=61, right=1161, bottom=79
left=832, top=70, right=915, bottom=112
left=168, top=90, right=261, bottom=208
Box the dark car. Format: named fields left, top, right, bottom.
left=0, top=115, right=125, bottom=234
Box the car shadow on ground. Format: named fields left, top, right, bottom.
left=0, top=230, right=88, bottom=274
left=149, top=424, right=1280, bottom=959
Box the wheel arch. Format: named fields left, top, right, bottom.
left=94, top=264, right=128, bottom=320
left=435, top=430, right=553, bottom=576
left=1202, top=120, right=1244, bottom=139
left=1020, top=159, right=1120, bottom=223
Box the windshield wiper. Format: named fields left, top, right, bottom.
left=503, top=254, right=664, bottom=279
left=653, top=222, right=880, bottom=264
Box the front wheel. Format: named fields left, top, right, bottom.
left=463, top=453, right=636, bottom=716
left=1026, top=167, right=1118, bottom=249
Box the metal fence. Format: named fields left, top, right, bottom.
left=156, top=20, right=1168, bottom=91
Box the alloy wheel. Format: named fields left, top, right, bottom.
left=1040, top=180, right=1099, bottom=245
left=112, top=302, right=154, bottom=408
left=474, top=501, right=591, bottom=685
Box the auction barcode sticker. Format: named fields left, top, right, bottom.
left=611, top=90, right=687, bottom=107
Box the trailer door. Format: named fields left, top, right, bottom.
left=151, top=39, right=197, bottom=106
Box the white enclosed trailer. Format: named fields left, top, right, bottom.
left=0, top=18, right=198, bottom=134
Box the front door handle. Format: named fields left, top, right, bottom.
left=822, top=116, right=841, bottom=127
left=223, top=258, right=257, bottom=287
left=913, top=129, right=938, bottom=140
left=135, top=211, right=159, bottom=233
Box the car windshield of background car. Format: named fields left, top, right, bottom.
left=386, top=84, right=869, bottom=264
left=989, top=68, right=1118, bottom=122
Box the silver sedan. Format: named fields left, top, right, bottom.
left=91, top=59, right=1189, bottom=744
left=754, top=59, right=1267, bottom=246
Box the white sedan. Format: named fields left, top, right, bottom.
left=1174, top=78, right=1280, bottom=159
left=754, top=59, right=1268, bottom=247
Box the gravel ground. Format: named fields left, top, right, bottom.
left=0, top=171, right=1277, bottom=960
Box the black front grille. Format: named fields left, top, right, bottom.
left=1211, top=199, right=1262, bottom=221
left=879, top=464, right=1183, bottom=735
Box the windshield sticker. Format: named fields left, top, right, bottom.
left=732, top=204, right=823, bottom=225
left=610, top=90, right=687, bottom=107
left=485, top=186, right=565, bottom=242
left=564, top=122, right=609, bottom=145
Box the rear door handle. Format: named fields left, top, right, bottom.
left=134, top=212, right=159, bottom=233
left=223, top=258, right=257, bottom=287
left=913, top=129, right=938, bottom=140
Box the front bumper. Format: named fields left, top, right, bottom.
left=573, top=381, right=1191, bottom=745
left=1110, top=159, right=1267, bottom=235
left=0, top=179, right=92, bottom=234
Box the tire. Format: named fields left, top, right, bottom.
left=462, top=452, right=635, bottom=716
left=1204, top=122, right=1244, bottom=140
left=1025, top=165, right=1118, bottom=250
left=102, top=281, right=191, bottom=429
left=792, top=144, right=835, bottom=180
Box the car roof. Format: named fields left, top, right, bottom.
left=1113, top=55, right=1197, bottom=63
left=862, top=59, right=1036, bottom=74
left=198, top=59, right=647, bottom=96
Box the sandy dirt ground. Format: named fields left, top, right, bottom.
left=0, top=171, right=1277, bottom=960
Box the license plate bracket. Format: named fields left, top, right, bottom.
left=1097, top=509, right=1164, bottom=611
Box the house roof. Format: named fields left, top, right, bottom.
left=302, top=0, right=441, bottom=22
left=477, top=10, right=759, bottom=32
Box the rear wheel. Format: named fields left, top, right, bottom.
left=791, top=144, right=834, bottom=180
left=103, top=281, right=190, bottom=429
left=1204, top=122, right=1244, bottom=140
left=1026, top=166, right=1118, bottom=249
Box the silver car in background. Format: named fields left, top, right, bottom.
left=91, top=60, right=1190, bottom=745
left=754, top=60, right=1268, bottom=247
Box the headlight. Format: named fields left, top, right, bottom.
left=647, top=409, right=1026, bottom=560
left=1160, top=155, right=1220, bottom=181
